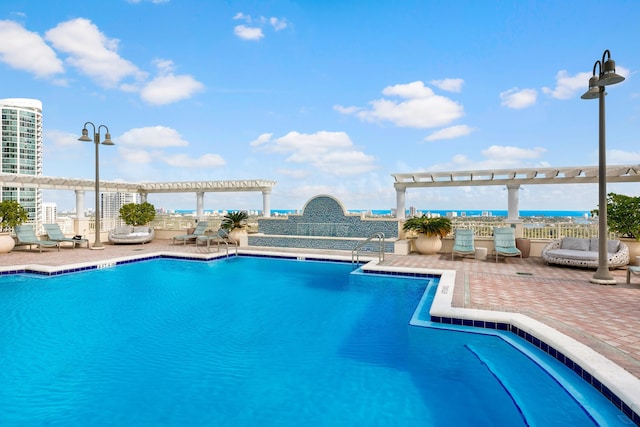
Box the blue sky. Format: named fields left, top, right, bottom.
left=1, top=0, right=639, bottom=213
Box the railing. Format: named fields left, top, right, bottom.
left=352, top=232, right=385, bottom=264
left=447, top=219, right=616, bottom=240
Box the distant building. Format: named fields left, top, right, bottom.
left=41, top=202, right=57, bottom=224
left=102, top=192, right=141, bottom=219
left=0, top=98, right=43, bottom=225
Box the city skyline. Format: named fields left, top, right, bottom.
left=1, top=1, right=639, bottom=213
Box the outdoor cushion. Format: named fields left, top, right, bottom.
left=133, top=226, right=150, bottom=234
left=114, top=226, right=133, bottom=235
left=546, top=249, right=599, bottom=261
left=561, top=237, right=590, bottom=251
left=589, top=238, right=620, bottom=253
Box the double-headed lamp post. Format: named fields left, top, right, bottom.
left=78, top=122, right=114, bottom=250
left=581, top=50, right=625, bottom=284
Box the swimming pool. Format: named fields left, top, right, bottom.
left=0, top=256, right=633, bottom=425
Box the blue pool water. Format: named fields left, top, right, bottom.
left=0, top=257, right=632, bottom=426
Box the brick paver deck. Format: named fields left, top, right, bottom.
left=2, top=240, right=639, bottom=382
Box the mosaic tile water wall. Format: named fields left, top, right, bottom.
left=247, top=235, right=395, bottom=252
left=249, top=195, right=399, bottom=252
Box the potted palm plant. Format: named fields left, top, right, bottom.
left=402, top=215, right=452, bottom=255
left=0, top=200, right=29, bottom=253
left=221, top=210, right=249, bottom=244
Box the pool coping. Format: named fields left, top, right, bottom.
left=2, top=248, right=639, bottom=424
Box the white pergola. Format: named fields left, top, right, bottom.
left=0, top=173, right=277, bottom=218
left=392, top=165, right=640, bottom=219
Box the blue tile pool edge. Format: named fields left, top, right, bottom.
left=405, top=264, right=640, bottom=426
left=1, top=251, right=638, bottom=425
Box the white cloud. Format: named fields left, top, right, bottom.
left=117, top=126, right=189, bottom=148
left=252, top=131, right=376, bottom=176
left=140, top=73, right=205, bottom=105
left=45, top=18, right=146, bottom=88
left=542, top=70, right=591, bottom=100
left=44, top=129, right=78, bottom=147
left=500, top=87, right=537, bottom=109
left=232, top=13, right=289, bottom=40
left=0, top=20, right=64, bottom=78
left=426, top=146, right=550, bottom=173
left=233, top=12, right=250, bottom=21
left=333, top=105, right=360, bottom=114
left=161, top=153, right=226, bottom=168
left=119, top=147, right=154, bottom=164
left=481, top=145, right=546, bottom=160
left=337, top=81, right=464, bottom=129
left=425, top=125, right=475, bottom=141
left=270, top=17, right=288, bottom=31
left=543, top=66, right=631, bottom=100
left=429, top=78, right=464, bottom=93
left=115, top=126, right=225, bottom=169
left=608, top=149, right=640, bottom=164
left=234, top=25, right=264, bottom=41
left=276, top=168, right=311, bottom=179
left=249, top=133, right=274, bottom=147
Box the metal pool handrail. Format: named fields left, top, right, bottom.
left=352, top=232, right=385, bottom=264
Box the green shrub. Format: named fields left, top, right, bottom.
left=0, top=200, right=29, bottom=232
left=119, top=202, right=156, bottom=226
left=599, top=193, right=640, bottom=240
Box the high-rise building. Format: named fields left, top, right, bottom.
left=0, top=98, right=43, bottom=225
left=102, top=192, right=141, bottom=221
left=41, top=202, right=57, bottom=224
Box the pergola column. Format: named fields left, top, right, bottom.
left=395, top=187, right=406, bottom=219
left=262, top=189, right=271, bottom=217
left=73, top=190, right=91, bottom=237
left=140, top=192, right=148, bottom=204
left=506, top=184, right=521, bottom=221
left=74, top=190, right=85, bottom=219
left=196, top=192, right=204, bottom=218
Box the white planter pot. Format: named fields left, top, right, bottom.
left=228, top=228, right=247, bottom=245
left=414, top=234, right=442, bottom=255
left=0, top=233, right=16, bottom=253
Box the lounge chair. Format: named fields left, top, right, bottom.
left=493, top=227, right=522, bottom=262
left=14, top=225, right=60, bottom=252
left=172, top=221, right=209, bottom=245
left=43, top=223, right=89, bottom=249
left=452, top=229, right=476, bottom=260
left=196, top=229, right=237, bottom=253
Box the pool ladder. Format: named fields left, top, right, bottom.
left=352, top=232, right=385, bottom=264
left=198, top=229, right=238, bottom=256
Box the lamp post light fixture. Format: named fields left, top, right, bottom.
left=78, top=122, right=114, bottom=250
left=581, top=50, right=625, bottom=284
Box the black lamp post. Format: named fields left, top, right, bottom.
left=581, top=50, right=625, bottom=284
left=78, top=122, right=114, bottom=250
